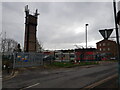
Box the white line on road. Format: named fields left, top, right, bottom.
left=20, top=83, right=40, bottom=90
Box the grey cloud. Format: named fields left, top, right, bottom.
left=2, top=2, right=115, bottom=49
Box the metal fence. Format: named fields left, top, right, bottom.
left=13, top=52, right=44, bottom=68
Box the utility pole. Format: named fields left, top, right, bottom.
left=113, top=0, right=120, bottom=89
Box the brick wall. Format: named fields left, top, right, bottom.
left=24, top=15, right=38, bottom=52
left=96, top=39, right=117, bottom=58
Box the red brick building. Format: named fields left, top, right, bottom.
left=96, top=39, right=117, bottom=59
left=75, top=48, right=97, bottom=62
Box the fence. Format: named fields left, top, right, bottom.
left=13, top=52, right=44, bottom=68
left=2, top=52, right=45, bottom=68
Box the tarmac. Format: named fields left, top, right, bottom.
left=85, top=74, right=118, bottom=89
left=2, top=68, right=18, bottom=81
left=2, top=61, right=119, bottom=89
left=94, top=76, right=118, bottom=89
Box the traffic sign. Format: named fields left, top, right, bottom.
left=99, top=30, right=106, bottom=39
left=106, top=29, right=113, bottom=39
left=99, top=29, right=113, bottom=40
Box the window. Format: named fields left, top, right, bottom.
left=55, top=55, right=59, bottom=58
left=103, top=48, right=106, bottom=51
left=99, top=44, right=101, bottom=46
left=99, top=48, right=102, bottom=51
left=70, top=54, right=75, bottom=58
left=108, top=48, right=110, bottom=51
left=62, top=54, right=65, bottom=58
left=103, top=43, right=106, bottom=46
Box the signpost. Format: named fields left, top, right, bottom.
left=117, top=1, right=120, bottom=89
left=113, top=0, right=120, bottom=89
left=99, top=2, right=120, bottom=88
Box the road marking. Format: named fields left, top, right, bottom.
left=20, top=83, right=40, bottom=90
left=84, top=74, right=117, bottom=88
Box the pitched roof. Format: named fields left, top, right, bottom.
left=96, top=39, right=116, bottom=44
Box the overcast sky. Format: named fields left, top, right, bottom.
left=1, top=1, right=120, bottom=50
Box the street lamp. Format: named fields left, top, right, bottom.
left=85, top=24, right=89, bottom=49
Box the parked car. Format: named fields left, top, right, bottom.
left=110, top=57, right=116, bottom=60
left=43, top=55, right=55, bottom=61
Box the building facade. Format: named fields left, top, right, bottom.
left=96, top=39, right=117, bottom=59
left=54, top=48, right=97, bottom=62
left=54, top=49, right=75, bottom=62
left=75, top=48, right=97, bottom=62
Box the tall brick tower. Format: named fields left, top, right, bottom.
left=24, top=5, right=39, bottom=52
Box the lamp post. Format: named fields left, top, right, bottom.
left=85, top=24, right=89, bottom=49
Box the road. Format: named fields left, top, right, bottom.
left=2, top=62, right=117, bottom=89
